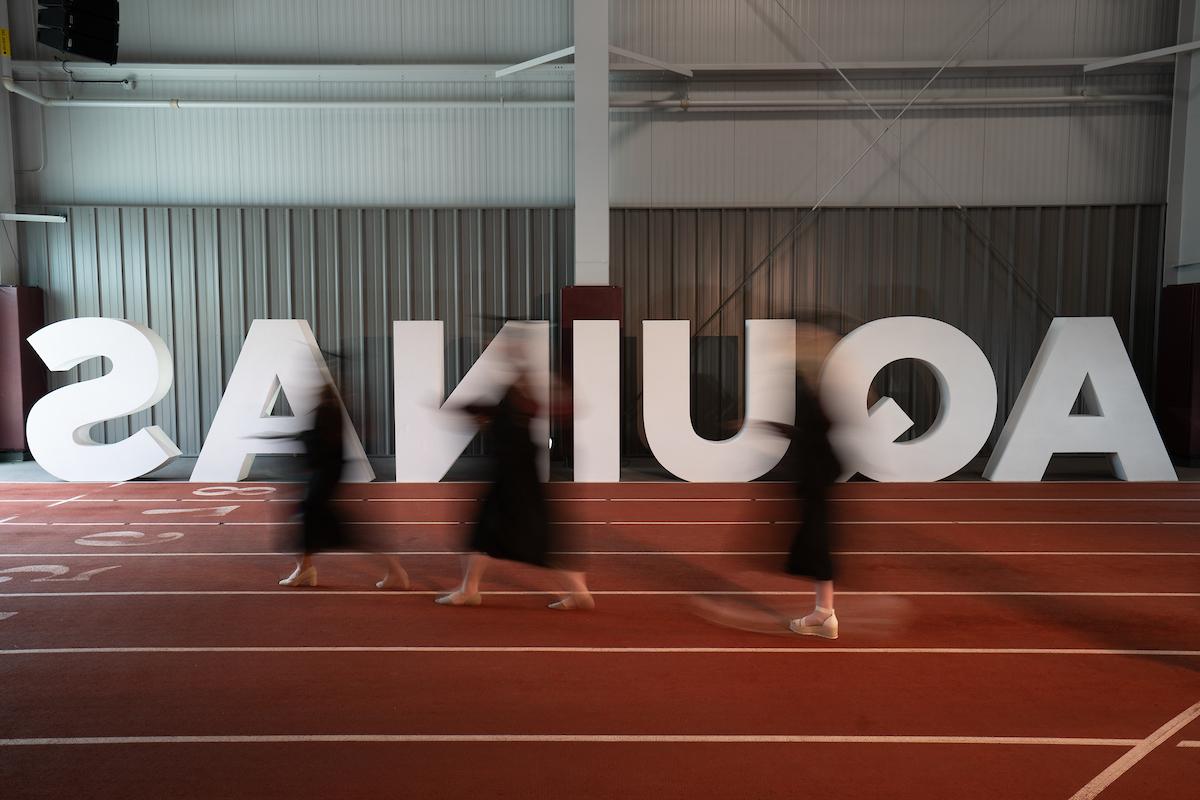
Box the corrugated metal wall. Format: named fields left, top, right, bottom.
left=8, top=0, right=575, bottom=63
left=8, top=0, right=1178, bottom=65
left=21, top=204, right=1163, bottom=463
left=7, top=1, right=1178, bottom=208
left=609, top=0, right=1181, bottom=62
left=19, top=207, right=572, bottom=456
left=609, top=72, right=1174, bottom=207
left=612, top=205, right=1165, bottom=455
left=13, top=78, right=1173, bottom=208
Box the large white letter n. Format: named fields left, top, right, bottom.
left=393, top=321, right=550, bottom=482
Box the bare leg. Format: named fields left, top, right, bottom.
left=462, top=553, right=488, bottom=594
left=812, top=580, right=834, bottom=618
left=549, top=569, right=594, bottom=610
left=436, top=553, right=487, bottom=606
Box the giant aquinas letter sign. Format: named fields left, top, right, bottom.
left=25, top=316, right=1177, bottom=483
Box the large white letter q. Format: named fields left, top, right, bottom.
left=26, top=318, right=180, bottom=482
left=821, top=317, right=997, bottom=482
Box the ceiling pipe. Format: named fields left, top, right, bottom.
left=612, top=95, right=1174, bottom=111
left=0, top=80, right=574, bottom=109
left=1, top=78, right=1169, bottom=112
left=9, top=57, right=1176, bottom=84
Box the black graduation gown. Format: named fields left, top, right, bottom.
left=298, top=400, right=346, bottom=553
left=782, top=374, right=841, bottom=581
left=467, top=385, right=556, bottom=567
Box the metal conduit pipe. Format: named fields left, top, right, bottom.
left=0, top=80, right=575, bottom=109
left=612, top=94, right=1173, bottom=110
left=1, top=78, right=1169, bottom=111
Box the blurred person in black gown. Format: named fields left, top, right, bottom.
left=435, top=330, right=592, bottom=610
left=278, top=382, right=410, bottom=589
left=693, top=321, right=843, bottom=639
left=776, top=322, right=842, bottom=638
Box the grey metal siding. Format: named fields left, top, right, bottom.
left=21, top=207, right=572, bottom=456
left=21, top=204, right=1162, bottom=464
left=611, top=205, right=1165, bottom=456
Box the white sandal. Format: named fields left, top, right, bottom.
left=788, top=607, right=838, bottom=639
left=279, top=565, right=317, bottom=587
left=549, top=594, right=595, bottom=611
left=376, top=569, right=411, bottom=590
left=435, top=591, right=482, bottom=607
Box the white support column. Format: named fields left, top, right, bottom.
left=0, top=7, right=19, bottom=285
left=573, top=0, right=609, bottom=286
left=1166, top=0, right=1200, bottom=286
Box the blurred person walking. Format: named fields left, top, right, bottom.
left=777, top=322, right=843, bottom=639
left=692, top=320, right=844, bottom=639
left=435, top=330, right=592, bottom=611
left=278, top=382, right=410, bottom=590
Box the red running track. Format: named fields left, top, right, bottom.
left=0, top=480, right=1198, bottom=800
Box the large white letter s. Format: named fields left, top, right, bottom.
left=26, top=318, right=180, bottom=481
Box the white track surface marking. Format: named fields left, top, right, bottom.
left=2, top=646, right=1199, bottom=657
left=0, top=550, right=1195, bottom=558
left=0, top=734, right=1146, bottom=747
left=1067, top=699, right=1200, bottom=799
left=2, top=590, right=1197, bottom=598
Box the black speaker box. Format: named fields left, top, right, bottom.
left=39, top=1, right=118, bottom=20
left=37, top=1, right=119, bottom=64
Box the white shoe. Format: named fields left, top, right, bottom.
left=549, top=594, right=595, bottom=611
left=279, top=565, right=317, bottom=587
left=435, top=591, right=482, bottom=607
left=376, top=568, right=411, bottom=590
left=789, top=610, right=838, bottom=640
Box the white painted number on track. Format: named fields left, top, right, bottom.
left=142, top=505, right=239, bottom=517
left=75, top=531, right=185, bottom=547
left=0, top=612, right=16, bottom=621
left=0, top=565, right=121, bottom=583
left=193, top=486, right=276, bottom=497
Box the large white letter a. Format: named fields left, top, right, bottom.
left=984, top=317, right=1175, bottom=482
left=191, top=319, right=374, bottom=482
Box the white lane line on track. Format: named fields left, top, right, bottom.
left=1177, top=740, right=1200, bottom=747
left=2, top=646, right=1198, bottom=657
left=1067, top=699, right=1200, bottom=800
left=4, top=521, right=1197, bottom=528
left=3, top=590, right=1199, bottom=598
left=77, top=497, right=1200, bottom=503
left=0, top=734, right=1146, bottom=747
left=1, top=551, right=1198, bottom=558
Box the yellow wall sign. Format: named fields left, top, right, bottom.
left=0, top=29, right=11, bottom=58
